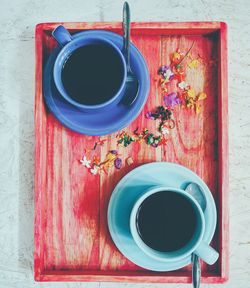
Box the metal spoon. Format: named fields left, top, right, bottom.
left=185, top=183, right=207, bottom=288
left=192, top=254, right=201, bottom=288
left=121, top=1, right=139, bottom=106
left=185, top=183, right=207, bottom=211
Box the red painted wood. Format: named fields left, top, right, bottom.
left=35, top=22, right=228, bottom=283
left=38, top=271, right=226, bottom=283
left=34, top=23, right=46, bottom=279
left=217, top=22, right=229, bottom=282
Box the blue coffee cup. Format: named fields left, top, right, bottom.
left=52, top=25, right=127, bottom=112
left=130, top=186, right=219, bottom=265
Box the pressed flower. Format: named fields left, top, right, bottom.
left=126, top=157, right=134, bottom=166
left=151, top=143, right=158, bottom=148
left=158, top=65, right=168, bottom=74
left=160, top=126, right=170, bottom=135
left=159, top=137, right=168, bottom=145
left=106, top=152, right=117, bottom=162
left=80, top=156, right=91, bottom=168
left=188, top=59, right=199, bottom=69
left=90, top=165, right=99, bottom=175
left=93, top=139, right=107, bottom=149
left=92, top=155, right=100, bottom=165
left=197, top=92, right=207, bottom=100
left=164, top=92, right=181, bottom=108
left=146, top=134, right=154, bottom=145
left=195, top=104, right=201, bottom=114
left=187, top=88, right=196, bottom=99
left=178, top=81, right=189, bottom=90
left=163, top=67, right=174, bottom=81
left=172, top=51, right=182, bottom=63
left=114, top=158, right=122, bottom=169
left=145, top=111, right=154, bottom=120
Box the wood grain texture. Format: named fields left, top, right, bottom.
left=34, top=22, right=228, bottom=283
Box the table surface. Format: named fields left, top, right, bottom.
left=0, top=0, right=249, bottom=287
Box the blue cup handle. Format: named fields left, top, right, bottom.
left=194, top=241, right=219, bottom=265
left=52, top=25, right=72, bottom=47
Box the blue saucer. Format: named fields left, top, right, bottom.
left=43, top=30, right=150, bottom=136
left=107, top=162, right=217, bottom=271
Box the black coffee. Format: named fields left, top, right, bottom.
left=136, top=191, right=197, bottom=252
left=61, top=44, right=124, bottom=105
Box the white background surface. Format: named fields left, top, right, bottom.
left=0, top=0, right=249, bottom=287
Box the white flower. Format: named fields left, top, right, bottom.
left=90, top=165, right=99, bottom=175
left=80, top=156, right=91, bottom=168
left=164, top=69, right=174, bottom=80
left=161, top=127, right=170, bottom=135
left=178, top=81, right=189, bottom=90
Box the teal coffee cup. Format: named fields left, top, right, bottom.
left=130, top=186, right=219, bottom=265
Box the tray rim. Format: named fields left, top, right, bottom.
left=34, top=21, right=228, bottom=283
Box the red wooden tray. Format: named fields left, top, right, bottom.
left=35, top=22, right=228, bottom=283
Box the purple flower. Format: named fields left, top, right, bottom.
left=114, top=158, right=122, bottom=169
left=110, top=150, right=118, bottom=155
left=159, top=65, right=174, bottom=81
left=164, top=92, right=181, bottom=108
left=145, top=111, right=155, bottom=120
left=158, top=65, right=169, bottom=74
left=151, top=143, right=158, bottom=148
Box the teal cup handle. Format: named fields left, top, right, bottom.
left=52, top=25, right=72, bottom=46
left=194, top=241, right=219, bottom=265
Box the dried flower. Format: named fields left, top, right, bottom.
left=145, top=111, right=154, bottom=120
left=188, top=59, right=199, bottom=69
left=158, top=65, right=169, bottom=75
left=172, top=51, right=182, bottom=63
left=158, top=65, right=174, bottom=81
left=114, top=158, right=122, bottom=169
left=164, top=92, right=181, bottom=108
left=197, top=92, right=207, bottom=100
left=146, top=134, right=154, bottom=145
left=105, top=152, right=117, bottom=163
left=80, top=156, right=91, bottom=168
left=117, top=131, right=135, bottom=147
left=90, top=165, right=99, bottom=175
left=93, top=139, right=107, bottom=150
left=160, top=126, right=170, bottom=135
left=178, top=81, right=189, bottom=90
left=187, top=88, right=196, bottom=99
left=159, top=137, right=168, bottom=145
left=126, top=157, right=134, bottom=166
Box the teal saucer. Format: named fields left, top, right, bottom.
left=107, top=162, right=217, bottom=271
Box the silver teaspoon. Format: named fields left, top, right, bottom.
left=185, top=182, right=207, bottom=288
left=121, top=2, right=139, bottom=106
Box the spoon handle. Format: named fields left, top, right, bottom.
left=123, top=1, right=131, bottom=68
left=192, top=254, right=201, bottom=288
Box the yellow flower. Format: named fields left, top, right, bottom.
left=172, top=52, right=182, bottom=63
left=188, top=59, right=199, bottom=69
left=197, top=92, right=207, bottom=100
left=195, top=104, right=201, bottom=114
left=187, top=88, right=196, bottom=99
